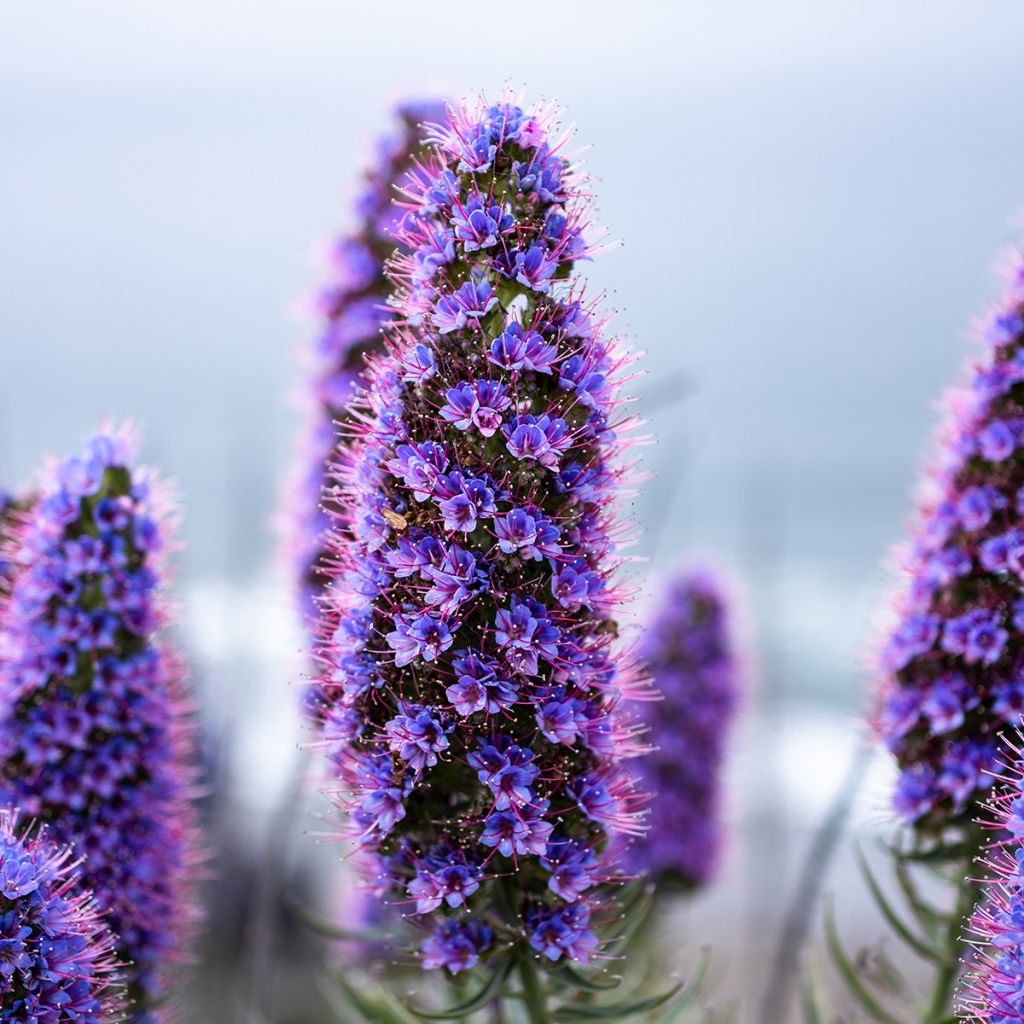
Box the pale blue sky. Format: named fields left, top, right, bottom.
left=3, top=1, right=1024, bottom=704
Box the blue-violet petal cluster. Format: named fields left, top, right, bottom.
left=628, top=568, right=739, bottom=889
left=287, top=101, right=446, bottom=628
left=0, top=430, right=205, bottom=1021
left=875, top=250, right=1024, bottom=830
left=311, top=96, right=649, bottom=973
left=0, top=808, right=126, bottom=1022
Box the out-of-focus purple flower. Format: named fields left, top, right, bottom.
left=0, top=429, right=205, bottom=1021
left=0, top=809, right=126, bottom=1021
left=0, top=491, right=29, bottom=600
left=873, top=244, right=1024, bottom=831
left=311, top=95, right=648, bottom=973
left=627, top=568, right=740, bottom=889
left=283, top=100, right=447, bottom=636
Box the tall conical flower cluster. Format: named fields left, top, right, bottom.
left=0, top=430, right=204, bottom=1021
left=874, top=250, right=1024, bottom=831
left=0, top=809, right=126, bottom=1021
left=629, top=568, right=739, bottom=889
left=312, top=97, right=649, bottom=973
left=959, top=733, right=1024, bottom=1022
left=288, top=101, right=445, bottom=627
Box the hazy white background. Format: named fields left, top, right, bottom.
left=3, top=2, right=1024, bottom=1018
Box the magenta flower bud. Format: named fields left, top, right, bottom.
left=284, top=101, right=447, bottom=634
left=312, top=96, right=649, bottom=973
left=872, top=249, right=1024, bottom=831
left=0, top=428, right=205, bottom=1021
left=959, top=733, right=1024, bottom=1022
left=0, top=808, right=126, bottom=1021
left=628, top=568, right=740, bottom=889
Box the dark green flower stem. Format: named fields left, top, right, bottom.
left=922, top=829, right=985, bottom=1024
left=517, top=947, right=548, bottom=1024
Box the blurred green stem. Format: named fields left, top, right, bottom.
left=517, top=947, right=548, bottom=1024
left=922, top=829, right=984, bottom=1024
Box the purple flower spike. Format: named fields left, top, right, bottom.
left=873, top=241, right=1024, bottom=831
left=311, top=94, right=649, bottom=973
left=0, top=429, right=205, bottom=1021
left=627, top=568, right=741, bottom=889
left=283, top=101, right=447, bottom=639
left=959, top=732, right=1024, bottom=1022
left=0, top=809, right=126, bottom=1021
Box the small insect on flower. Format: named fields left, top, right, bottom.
left=311, top=94, right=650, bottom=973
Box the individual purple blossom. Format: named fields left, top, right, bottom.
left=874, top=243, right=1024, bottom=830
left=504, top=414, right=573, bottom=470
left=311, top=95, right=648, bottom=972
left=384, top=703, right=452, bottom=772
left=0, top=809, right=126, bottom=1021
left=421, top=920, right=493, bottom=974
left=408, top=849, right=483, bottom=913
left=284, top=101, right=447, bottom=632
left=445, top=649, right=516, bottom=716
left=436, top=472, right=498, bottom=533
left=0, top=430, right=205, bottom=1021
left=431, top=280, right=497, bottom=334
left=387, top=612, right=456, bottom=666
left=627, top=568, right=740, bottom=889
left=488, top=322, right=559, bottom=374
left=438, top=380, right=512, bottom=437
left=450, top=194, right=514, bottom=251
left=527, top=904, right=598, bottom=963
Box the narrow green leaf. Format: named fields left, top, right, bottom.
left=798, top=950, right=831, bottom=1024
left=406, top=956, right=513, bottom=1021
left=646, top=951, right=712, bottom=1024
left=320, top=974, right=401, bottom=1024
left=899, top=841, right=969, bottom=865
left=823, top=899, right=904, bottom=1024
left=890, top=851, right=944, bottom=938
left=556, top=962, right=623, bottom=992
left=800, top=971, right=825, bottom=1024
left=603, top=882, right=655, bottom=954
left=552, top=983, right=683, bottom=1021
left=856, top=848, right=941, bottom=964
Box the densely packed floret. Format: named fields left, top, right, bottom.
left=0, top=808, right=126, bottom=1021
left=628, top=568, right=739, bottom=889
left=0, top=430, right=204, bottom=1021
left=959, top=732, right=1024, bottom=1022
left=311, top=96, right=649, bottom=972
left=287, top=101, right=446, bottom=628
left=874, top=249, right=1024, bottom=831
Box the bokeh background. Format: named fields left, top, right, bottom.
left=4, top=2, right=1024, bottom=1020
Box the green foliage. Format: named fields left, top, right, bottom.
left=308, top=877, right=715, bottom=1024
left=807, top=831, right=984, bottom=1024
